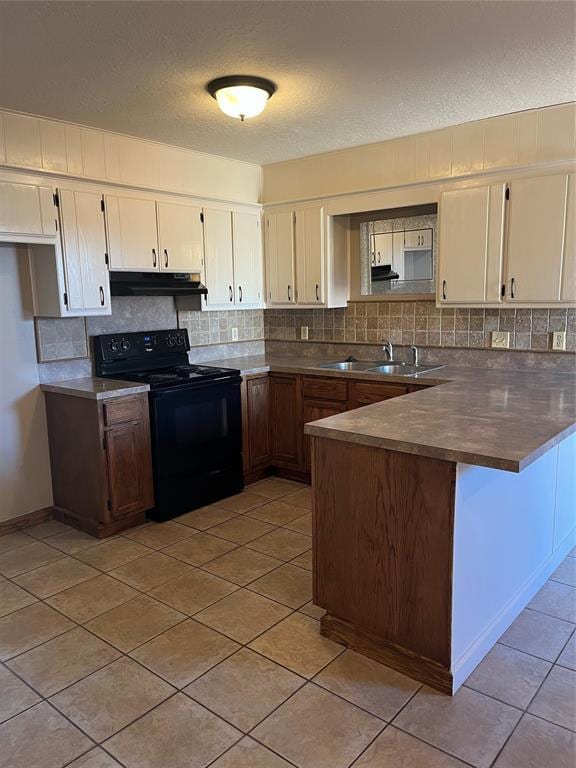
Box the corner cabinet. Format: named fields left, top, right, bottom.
left=44, top=391, right=154, bottom=537
left=264, top=204, right=347, bottom=308
left=242, top=371, right=428, bottom=481
left=438, top=172, right=576, bottom=306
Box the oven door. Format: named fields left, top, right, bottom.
left=148, top=376, right=243, bottom=518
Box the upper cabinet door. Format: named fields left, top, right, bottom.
left=58, top=189, right=110, bottom=312
left=232, top=211, right=262, bottom=307
left=561, top=174, right=576, bottom=302
left=203, top=208, right=235, bottom=306
left=157, top=201, right=204, bottom=273
left=372, top=232, right=393, bottom=266
left=295, top=206, right=324, bottom=304
left=438, top=184, right=505, bottom=303
left=105, top=195, right=159, bottom=271
left=0, top=180, right=46, bottom=237
left=266, top=211, right=295, bottom=304
left=506, top=174, right=568, bottom=302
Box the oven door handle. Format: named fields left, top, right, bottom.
left=149, top=376, right=242, bottom=399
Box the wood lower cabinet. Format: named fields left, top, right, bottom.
left=269, top=374, right=302, bottom=470
left=243, top=375, right=272, bottom=480
left=45, top=392, right=153, bottom=537
left=243, top=371, right=427, bottom=479
left=302, top=400, right=347, bottom=471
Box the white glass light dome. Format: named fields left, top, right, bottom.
left=207, top=76, right=277, bottom=121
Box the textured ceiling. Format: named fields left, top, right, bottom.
left=0, top=1, right=574, bottom=164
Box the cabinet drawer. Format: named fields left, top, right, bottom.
left=102, top=396, right=143, bottom=426
left=302, top=376, right=348, bottom=402
left=350, top=380, right=408, bottom=406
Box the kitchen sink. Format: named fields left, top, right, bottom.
left=366, top=363, right=445, bottom=376
left=318, top=359, right=445, bottom=377
left=318, top=361, right=382, bottom=371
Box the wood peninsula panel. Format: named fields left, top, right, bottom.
left=312, top=435, right=456, bottom=686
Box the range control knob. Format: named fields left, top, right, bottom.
left=176, top=334, right=185, bottom=346
left=110, top=341, right=121, bottom=353
left=121, top=339, right=131, bottom=351
left=166, top=336, right=176, bottom=347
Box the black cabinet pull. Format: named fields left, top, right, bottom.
left=315, top=284, right=319, bottom=301
left=99, top=286, right=105, bottom=306
left=287, top=285, right=292, bottom=302
left=152, top=248, right=157, bottom=268
left=164, top=249, right=169, bottom=268
left=239, top=286, right=243, bottom=302
left=511, top=277, right=515, bottom=299
left=442, top=280, right=447, bottom=300
left=229, top=285, right=233, bottom=302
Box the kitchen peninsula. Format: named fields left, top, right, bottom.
left=299, top=363, right=576, bottom=694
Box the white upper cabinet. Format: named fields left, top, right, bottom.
left=4, top=113, right=42, bottom=168
left=266, top=210, right=295, bottom=304
left=105, top=194, right=159, bottom=271
left=295, top=206, right=324, bottom=304
left=372, top=232, right=393, bottom=266
left=157, top=201, right=204, bottom=273
left=40, top=120, right=67, bottom=173
left=0, top=180, right=56, bottom=239
left=232, top=211, right=262, bottom=307
left=506, top=174, right=568, bottom=303
left=438, top=184, right=505, bottom=304
left=203, top=208, right=235, bottom=307
left=404, top=228, right=432, bottom=249
left=58, top=188, right=110, bottom=313
left=561, top=174, right=576, bottom=302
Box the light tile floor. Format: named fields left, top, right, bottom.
left=0, top=478, right=574, bottom=768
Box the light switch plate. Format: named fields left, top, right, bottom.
left=231, top=327, right=239, bottom=342
left=551, top=331, right=566, bottom=351
left=301, top=326, right=309, bottom=340
left=491, top=331, right=510, bottom=349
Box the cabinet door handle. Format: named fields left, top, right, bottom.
left=315, top=284, right=319, bottom=301
left=510, top=277, right=515, bottom=299
left=238, top=286, right=243, bottom=302
left=287, top=285, right=292, bottom=302
left=164, top=249, right=169, bottom=268
left=99, top=286, right=105, bottom=306
left=442, top=280, right=447, bottom=300
left=229, top=285, right=233, bottom=302
left=152, top=248, right=157, bottom=268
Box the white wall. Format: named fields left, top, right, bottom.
left=0, top=244, right=52, bottom=522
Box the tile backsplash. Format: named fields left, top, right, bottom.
left=35, top=297, right=575, bottom=380
left=265, top=302, right=576, bottom=352
left=178, top=309, right=264, bottom=346
left=34, top=317, right=88, bottom=362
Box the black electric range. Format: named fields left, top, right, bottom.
left=94, top=329, right=244, bottom=521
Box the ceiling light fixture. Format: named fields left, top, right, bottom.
left=206, top=75, right=277, bottom=121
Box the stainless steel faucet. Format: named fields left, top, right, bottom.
left=410, top=345, right=419, bottom=365
left=382, top=339, right=393, bottom=361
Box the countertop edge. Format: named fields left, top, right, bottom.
left=40, top=380, right=150, bottom=400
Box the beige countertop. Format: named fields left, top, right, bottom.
left=41, top=377, right=150, bottom=400
left=208, top=353, right=576, bottom=472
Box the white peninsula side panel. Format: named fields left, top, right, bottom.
left=451, top=432, right=576, bottom=690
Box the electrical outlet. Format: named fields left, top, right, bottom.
left=231, top=327, right=239, bottom=342
left=300, top=326, right=309, bottom=340
left=551, top=331, right=566, bottom=351
left=491, top=331, right=510, bottom=349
